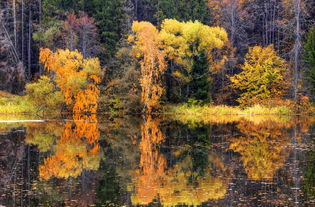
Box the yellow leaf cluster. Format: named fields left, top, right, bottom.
left=159, top=19, right=228, bottom=72
left=230, top=45, right=289, bottom=105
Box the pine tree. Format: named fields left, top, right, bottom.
left=189, top=52, right=211, bottom=103
left=155, top=0, right=210, bottom=24
left=304, top=28, right=315, bottom=97
left=92, top=0, right=126, bottom=58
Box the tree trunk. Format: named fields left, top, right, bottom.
left=292, top=0, right=302, bottom=99
left=13, top=0, right=17, bottom=47
left=27, top=7, right=32, bottom=78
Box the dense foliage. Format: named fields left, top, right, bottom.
left=230, top=45, right=289, bottom=105
left=38, top=48, right=102, bottom=113
left=305, top=28, right=315, bottom=96
left=0, top=0, right=314, bottom=113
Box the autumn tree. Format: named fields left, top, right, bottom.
left=158, top=19, right=228, bottom=102
left=39, top=48, right=102, bottom=113
left=25, top=76, right=64, bottom=112
left=129, top=21, right=167, bottom=113
left=230, top=45, right=289, bottom=105
left=100, top=45, right=141, bottom=114
left=34, top=13, right=99, bottom=57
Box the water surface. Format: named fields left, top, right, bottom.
left=1, top=115, right=315, bottom=206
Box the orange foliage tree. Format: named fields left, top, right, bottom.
left=129, top=22, right=167, bottom=113
left=39, top=48, right=102, bottom=113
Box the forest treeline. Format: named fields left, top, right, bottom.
left=0, top=0, right=314, bottom=114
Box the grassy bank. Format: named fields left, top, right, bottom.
left=164, top=104, right=292, bottom=116
left=163, top=104, right=294, bottom=125
left=0, top=91, right=35, bottom=114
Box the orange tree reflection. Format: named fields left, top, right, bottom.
left=38, top=114, right=100, bottom=179
left=131, top=116, right=228, bottom=206
left=131, top=116, right=166, bottom=204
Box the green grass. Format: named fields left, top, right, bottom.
left=163, top=104, right=293, bottom=125
left=0, top=91, right=35, bottom=114
left=164, top=104, right=292, bottom=116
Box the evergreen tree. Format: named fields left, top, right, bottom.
left=92, top=0, right=126, bottom=58
left=304, top=28, right=315, bottom=97
left=155, top=0, right=210, bottom=24
left=188, top=52, right=211, bottom=103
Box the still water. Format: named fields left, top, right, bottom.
left=1, top=114, right=315, bottom=206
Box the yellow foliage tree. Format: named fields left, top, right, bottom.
left=129, top=22, right=167, bottom=113
left=39, top=48, right=102, bottom=113
left=25, top=76, right=64, bottom=113
left=230, top=45, right=289, bottom=105
left=158, top=19, right=228, bottom=83
left=129, top=19, right=227, bottom=111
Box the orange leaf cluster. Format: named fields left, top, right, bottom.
left=129, top=22, right=167, bottom=113
left=39, top=48, right=102, bottom=113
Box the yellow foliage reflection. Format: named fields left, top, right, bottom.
left=157, top=155, right=227, bottom=206
left=25, top=122, right=64, bottom=152
left=38, top=114, right=100, bottom=179
left=229, top=120, right=290, bottom=180
left=131, top=116, right=228, bottom=206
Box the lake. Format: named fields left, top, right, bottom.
left=0, top=114, right=315, bottom=206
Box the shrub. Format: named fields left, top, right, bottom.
left=25, top=76, right=64, bottom=113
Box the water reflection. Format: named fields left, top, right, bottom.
left=131, top=117, right=229, bottom=206
left=26, top=114, right=101, bottom=179
left=0, top=115, right=315, bottom=206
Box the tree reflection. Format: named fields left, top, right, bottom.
left=25, top=114, right=101, bottom=179
left=229, top=120, right=290, bottom=180
left=131, top=116, right=166, bottom=205
left=25, top=122, right=64, bottom=152
left=131, top=117, right=228, bottom=206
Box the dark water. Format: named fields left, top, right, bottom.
left=1, top=115, right=315, bottom=206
